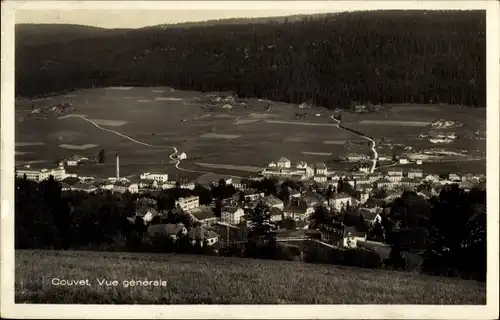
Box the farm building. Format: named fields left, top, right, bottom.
left=315, top=162, right=328, bottom=175
left=264, top=195, right=284, bottom=210
left=343, top=227, right=367, bottom=248
left=148, top=223, right=188, bottom=241
left=188, top=227, right=220, bottom=246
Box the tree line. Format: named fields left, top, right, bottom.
left=16, top=10, right=485, bottom=107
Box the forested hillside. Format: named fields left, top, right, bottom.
left=15, top=24, right=131, bottom=48
left=15, top=10, right=486, bottom=108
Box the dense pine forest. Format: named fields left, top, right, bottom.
left=15, top=10, right=486, bottom=108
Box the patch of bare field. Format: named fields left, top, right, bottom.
left=15, top=151, right=31, bottom=155
left=57, top=114, right=88, bottom=119
left=200, top=133, right=240, bottom=139
left=389, top=105, right=440, bottom=113
left=152, top=90, right=165, bottom=93
left=105, top=87, right=133, bottom=90
left=87, top=119, right=128, bottom=127
left=234, top=119, right=258, bottom=125
left=15, top=160, right=47, bottom=165
left=48, top=131, right=84, bottom=141
left=358, top=120, right=431, bottom=127
left=59, top=144, right=98, bottom=150
left=137, top=100, right=150, bottom=103
left=265, top=120, right=338, bottom=127
left=283, top=137, right=309, bottom=143
left=251, top=113, right=275, bottom=119
left=213, top=114, right=235, bottom=119
left=196, top=162, right=262, bottom=172
left=155, top=97, right=183, bottom=101
left=16, top=142, right=45, bottom=147
left=323, top=140, right=346, bottom=145
left=302, top=151, right=332, bottom=156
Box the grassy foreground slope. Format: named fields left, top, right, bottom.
left=16, top=250, right=485, bottom=304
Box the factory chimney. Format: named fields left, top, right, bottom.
left=116, top=153, right=120, bottom=181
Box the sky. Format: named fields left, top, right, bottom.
left=15, top=9, right=348, bottom=29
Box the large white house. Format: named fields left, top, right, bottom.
left=140, top=172, right=169, bottom=182
left=276, top=157, right=291, bottom=168
left=15, top=165, right=67, bottom=182
left=175, top=196, right=200, bottom=213
left=328, top=193, right=353, bottom=211
left=221, top=207, right=245, bottom=225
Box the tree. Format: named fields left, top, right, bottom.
left=280, top=217, right=296, bottom=230
left=238, top=190, right=245, bottom=203
left=310, top=205, right=332, bottom=229
left=245, top=201, right=277, bottom=259
left=213, top=199, right=222, bottom=218
left=422, top=185, right=486, bottom=281
left=97, top=149, right=106, bottom=164
left=277, top=183, right=290, bottom=204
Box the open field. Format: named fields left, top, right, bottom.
left=15, top=88, right=485, bottom=178
left=59, top=144, right=98, bottom=150
left=357, top=120, right=431, bottom=126
left=16, top=250, right=485, bottom=304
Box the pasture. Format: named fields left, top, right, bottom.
left=15, top=88, right=486, bottom=179
left=16, top=250, right=486, bottom=304
left=15, top=87, right=359, bottom=178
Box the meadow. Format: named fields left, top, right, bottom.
left=15, top=88, right=486, bottom=180
left=15, top=250, right=486, bottom=304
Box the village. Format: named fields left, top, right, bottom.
left=14, top=149, right=486, bottom=258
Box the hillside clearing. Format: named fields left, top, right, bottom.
left=15, top=250, right=485, bottom=304
left=59, top=144, right=98, bottom=150
left=357, top=120, right=431, bottom=126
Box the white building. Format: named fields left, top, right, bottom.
left=407, top=169, right=424, bottom=179
left=328, top=193, right=353, bottom=211
left=264, top=195, right=284, bottom=210
left=140, top=172, right=169, bottom=182
left=276, top=157, right=291, bottom=168
left=343, top=227, right=367, bottom=248
left=178, top=152, right=187, bottom=160
left=15, top=165, right=67, bottom=182
left=315, top=163, right=328, bottom=175
left=221, top=207, right=245, bottom=225
left=399, top=158, right=409, bottom=164
left=114, top=182, right=139, bottom=194
left=175, top=196, right=200, bottom=213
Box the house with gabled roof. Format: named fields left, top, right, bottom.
left=277, top=157, right=291, bottom=168
left=283, top=202, right=313, bottom=221
left=359, top=209, right=382, bottom=226
left=328, top=192, right=352, bottom=211
left=315, top=162, right=328, bottom=175
left=343, top=226, right=367, bottom=248
left=188, top=226, right=220, bottom=246
left=264, top=195, right=284, bottom=210
left=270, top=207, right=284, bottom=222
left=148, top=223, right=188, bottom=241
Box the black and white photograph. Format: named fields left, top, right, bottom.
left=1, top=0, right=499, bottom=318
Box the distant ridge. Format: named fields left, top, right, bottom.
left=15, top=23, right=132, bottom=47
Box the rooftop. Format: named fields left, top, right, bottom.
left=343, top=226, right=367, bottom=238
left=315, top=162, right=327, bottom=169
left=278, top=157, right=291, bottom=163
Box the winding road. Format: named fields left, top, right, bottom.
left=72, top=116, right=246, bottom=179
left=330, top=115, right=378, bottom=173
